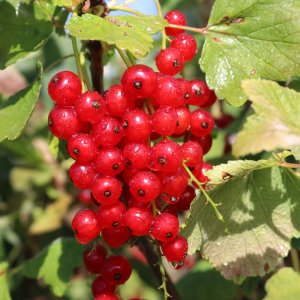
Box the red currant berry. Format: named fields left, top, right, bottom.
left=67, top=133, right=98, bottom=163
left=93, top=116, right=123, bottom=147
left=94, top=293, right=120, bottom=300
left=122, top=165, right=143, bottom=185
left=77, top=189, right=94, bottom=206
left=164, top=10, right=186, bottom=36
left=69, top=162, right=96, bottom=189
left=152, top=106, right=177, bottom=136
left=129, top=171, right=162, bottom=203
left=171, top=33, right=197, bottom=62
left=102, top=227, right=131, bottom=248
left=92, top=276, right=116, bottom=297
left=122, top=143, right=151, bottom=169
left=75, top=91, right=106, bottom=123
left=48, top=71, right=81, bottom=106
left=94, top=147, right=126, bottom=176
left=189, top=80, right=210, bottom=106
left=155, top=47, right=184, bottom=76
left=177, top=78, right=192, bottom=104
left=175, top=185, right=196, bottom=211
left=122, top=109, right=151, bottom=142
left=48, top=106, right=87, bottom=140
left=72, top=209, right=101, bottom=244
left=149, top=139, right=183, bottom=173
left=151, top=212, right=179, bottom=242
left=83, top=245, right=107, bottom=273
left=100, top=255, right=132, bottom=285
left=181, top=141, right=203, bottom=167
left=122, top=207, right=154, bottom=236
left=201, top=89, right=217, bottom=108
left=190, top=134, right=213, bottom=154
left=91, top=175, right=122, bottom=206
left=121, top=65, right=157, bottom=100
left=173, top=106, right=191, bottom=135
left=190, top=109, right=214, bottom=137
left=104, top=84, right=133, bottom=117
left=97, top=201, right=126, bottom=229
left=215, top=114, right=235, bottom=129
left=161, top=235, right=188, bottom=262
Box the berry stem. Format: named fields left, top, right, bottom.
left=79, top=50, right=93, bottom=91
left=291, top=248, right=300, bottom=272
left=110, top=6, right=143, bottom=16
left=154, top=0, right=167, bottom=49
left=182, top=161, right=224, bottom=223
left=279, top=162, right=300, bottom=169
left=168, top=24, right=207, bottom=35
left=71, top=36, right=87, bottom=91
left=116, top=47, right=133, bottom=68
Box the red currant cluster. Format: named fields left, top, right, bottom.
left=83, top=245, right=131, bottom=300
left=47, top=9, right=216, bottom=299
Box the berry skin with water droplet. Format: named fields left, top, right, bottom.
left=161, top=235, right=188, bottom=262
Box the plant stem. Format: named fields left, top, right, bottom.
left=110, top=6, right=143, bottom=16
left=280, top=162, right=300, bottom=169
left=71, top=36, right=86, bottom=91
left=182, top=162, right=224, bottom=223
left=155, top=0, right=167, bottom=49
left=291, top=248, right=300, bottom=272
left=116, top=47, right=132, bottom=68
left=80, top=51, right=93, bottom=91
left=168, top=23, right=207, bottom=35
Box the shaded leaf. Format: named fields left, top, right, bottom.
left=182, top=166, right=300, bottom=280
left=233, top=80, right=300, bottom=157
left=29, top=194, right=72, bottom=235
left=0, top=64, right=42, bottom=143
left=264, top=268, right=300, bottom=300
left=0, top=262, right=11, bottom=300
left=66, top=14, right=167, bottom=58
left=200, top=0, right=300, bottom=106
left=291, top=146, right=300, bottom=161
left=177, top=260, right=238, bottom=300
left=0, top=2, right=53, bottom=68
left=23, top=238, right=85, bottom=296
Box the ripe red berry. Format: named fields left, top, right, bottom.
left=171, top=33, right=197, bottom=62
left=102, top=227, right=131, bottom=248
left=77, top=189, right=94, bottom=206
left=97, top=201, right=126, bottom=229
left=83, top=245, right=107, bottom=273
left=181, top=141, right=203, bottom=167
left=122, top=207, right=154, bottom=236
left=190, top=134, right=213, bottom=154
left=173, top=106, right=191, bottom=135
left=201, top=89, right=217, bottom=108
left=94, top=147, right=126, bottom=176
left=94, top=293, right=120, bottom=300
left=91, top=175, right=122, bottom=206
left=177, top=78, right=192, bottom=104
left=93, top=116, right=123, bottom=147
left=69, top=162, right=96, bottom=189
left=72, top=209, right=101, bottom=244
left=48, top=71, right=82, bottom=106
left=173, top=185, right=196, bottom=211
left=75, top=91, right=106, bottom=123
left=104, top=84, right=133, bottom=117
left=189, top=80, right=210, bottom=106
left=121, top=65, right=157, bottom=100
left=100, top=255, right=132, bottom=285
left=149, top=139, right=183, bottom=173
left=215, top=114, right=235, bottom=129
left=122, top=143, right=151, bottom=169
left=164, top=10, right=186, bottom=36
left=161, top=235, right=188, bottom=262
left=67, top=133, right=98, bottom=163
left=155, top=47, right=184, bottom=76
left=129, top=171, right=162, bottom=203
left=122, top=109, right=152, bottom=142
left=152, top=106, right=177, bottom=136
left=190, top=109, right=214, bottom=137
left=92, top=276, right=116, bottom=297
left=48, top=106, right=87, bottom=140
left=151, top=212, right=179, bottom=243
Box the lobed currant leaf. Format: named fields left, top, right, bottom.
left=66, top=14, right=168, bottom=58
left=200, top=0, right=300, bottom=106
left=182, top=165, right=300, bottom=280
left=233, top=80, right=300, bottom=157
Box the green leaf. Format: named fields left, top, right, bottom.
left=177, top=260, right=238, bottom=300
left=291, top=146, right=300, bottom=161
left=232, top=80, right=300, bottom=157
left=23, top=238, right=85, bottom=296
left=264, top=268, right=300, bottom=300
left=200, top=0, right=300, bottom=106
left=66, top=14, right=168, bottom=58
left=0, top=2, right=53, bottom=69
left=0, top=262, right=12, bottom=300
left=182, top=164, right=300, bottom=280
left=0, top=64, right=42, bottom=143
